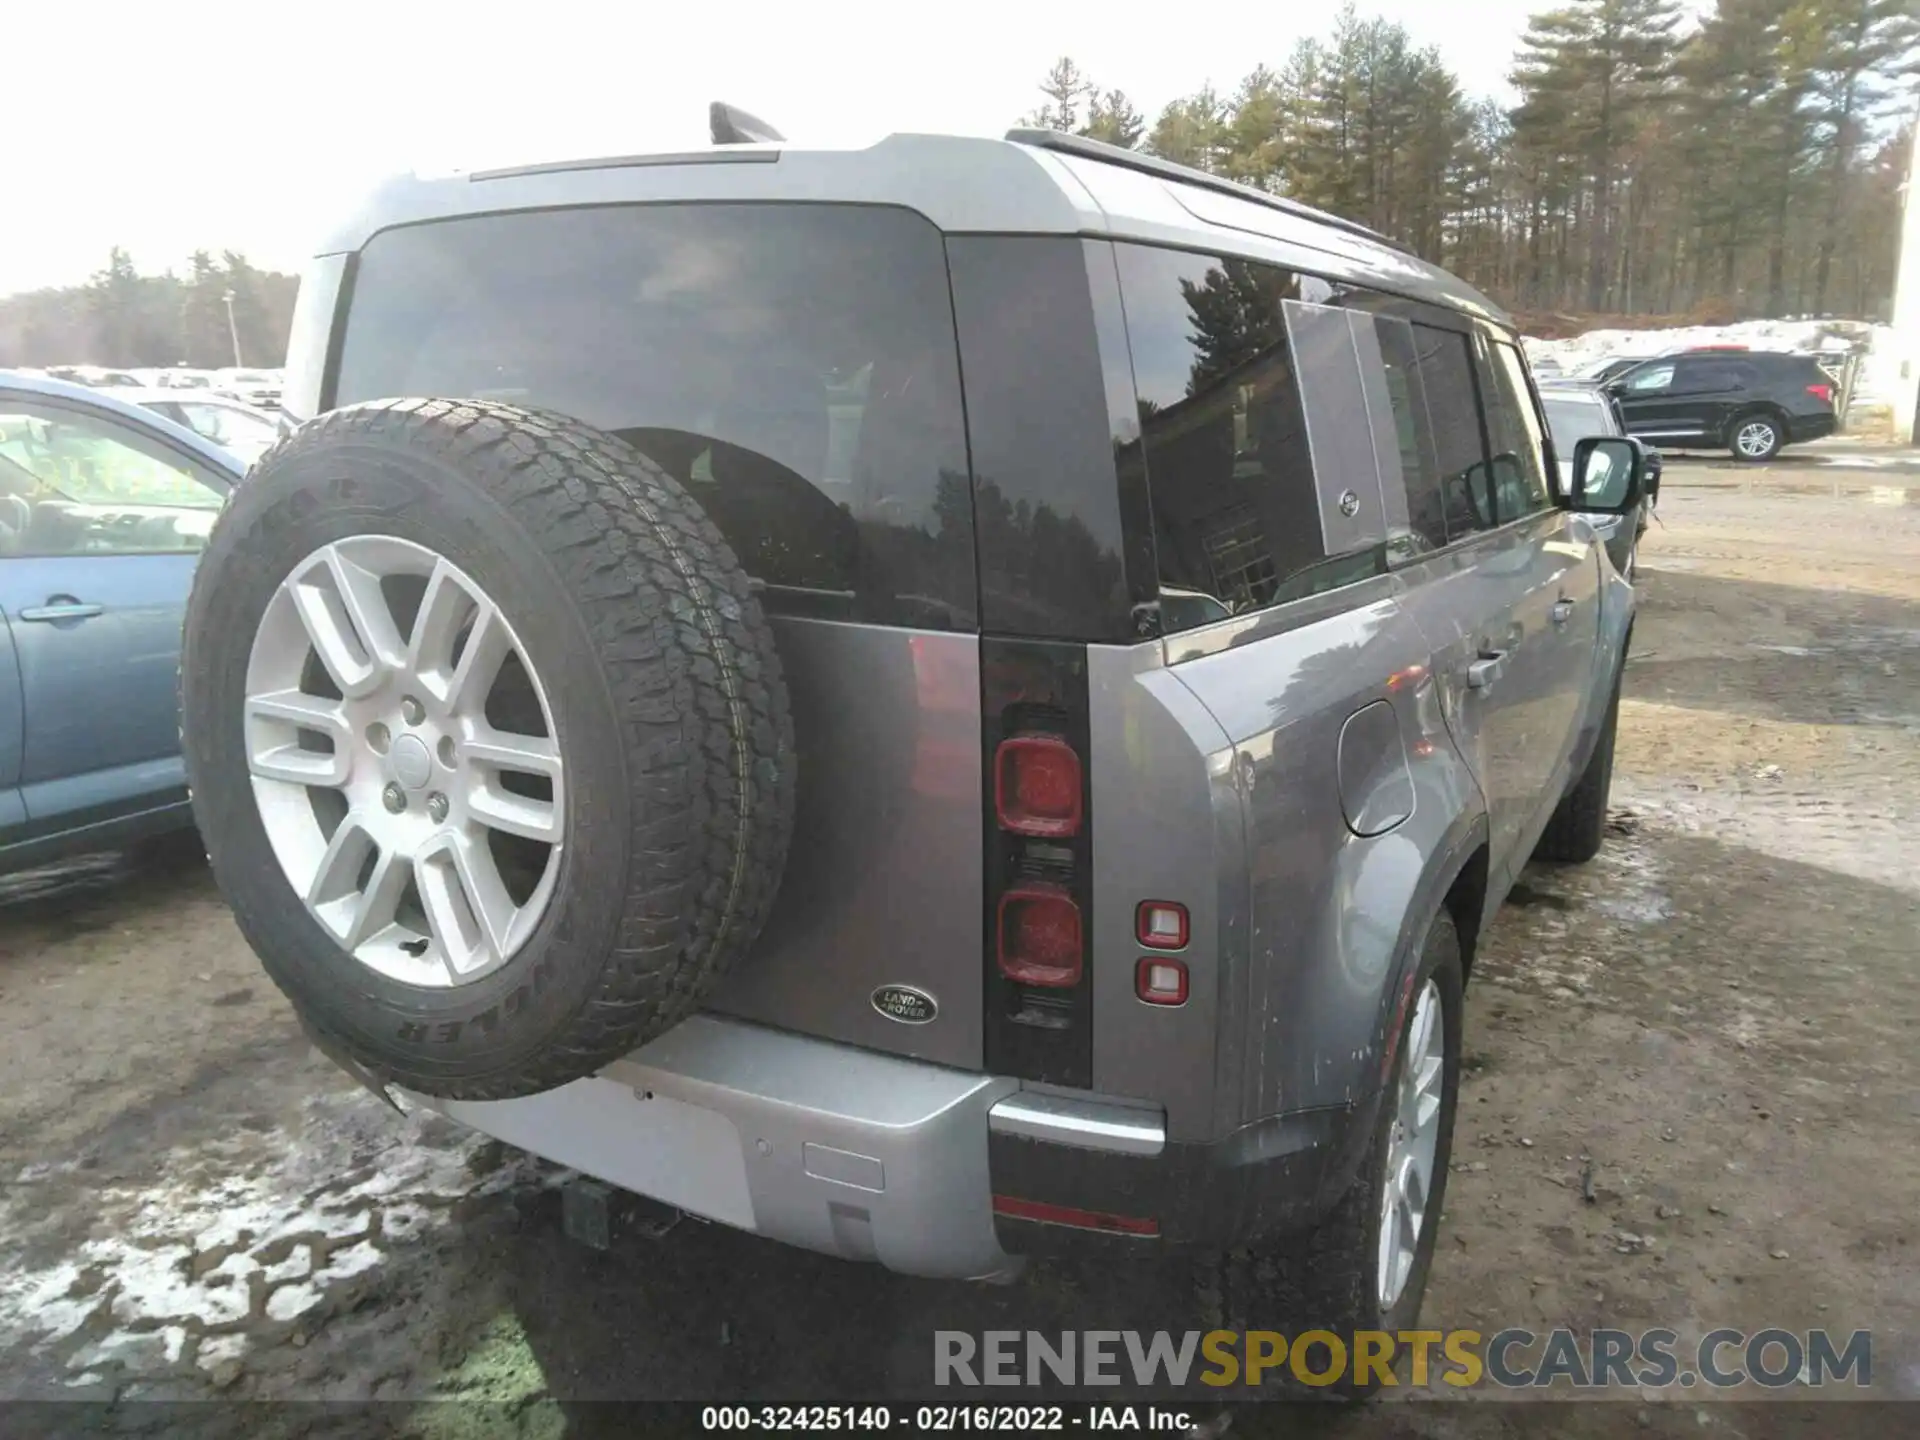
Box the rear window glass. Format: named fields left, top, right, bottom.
left=1544, top=397, right=1612, bottom=453
left=335, top=203, right=976, bottom=630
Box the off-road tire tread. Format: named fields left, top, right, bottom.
left=1217, top=910, right=1464, bottom=1398
left=181, top=398, right=794, bottom=1099
left=1533, top=666, right=1620, bottom=865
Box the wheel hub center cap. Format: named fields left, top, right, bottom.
left=391, top=734, right=433, bottom=790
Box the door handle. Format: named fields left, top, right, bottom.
left=1466, top=650, right=1508, bottom=689
left=20, top=598, right=103, bottom=622
left=1551, top=598, right=1576, bottom=625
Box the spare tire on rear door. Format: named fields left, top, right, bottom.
left=181, top=399, right=796, bottom=1100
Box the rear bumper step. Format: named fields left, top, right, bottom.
left=405, top=1014, right=1166, bottom=1280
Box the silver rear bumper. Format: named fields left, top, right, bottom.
left=407, top=1015, right=1042, bottom=1280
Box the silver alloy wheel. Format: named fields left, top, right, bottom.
left=1736, top=420, right=1777, bottom=458
left=245, top=536, right=564, bottom=989
left=1378, top=978, right=1444, bottom=1310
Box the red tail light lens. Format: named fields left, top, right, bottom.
left=994, top=735, right=1083, bottom=837
left=1136, top=957, right=1189, bottom=1006
left=1807, top=383, right=1833, bottom=406
left=998, top=885, right=1083, bottom=987
left=1136, top=901, right=1189, bottom=950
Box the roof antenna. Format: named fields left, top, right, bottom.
left=710, top=101, right=785, bottom=145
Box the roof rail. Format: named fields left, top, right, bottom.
left=1004, top=128, right=1409, bottom=255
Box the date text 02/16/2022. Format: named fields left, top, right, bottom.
left=700, top=1405, right=1195, bottom=1431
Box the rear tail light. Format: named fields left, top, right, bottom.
left=994, top=735, right=1083, bottom=837
left=1807, top=383, right=1833, bottom=406
left=1136, top=901, right=1188, bottom=950
left=981, top=643, right=1093, bottom=1086
left=998, top=884, right=1083, bottom=987
left=1136, top=957, right=1189, bottom=1006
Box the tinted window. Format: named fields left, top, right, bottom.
left=1680, top=359, right=1753, bottom=391
left=1476, top=339, right=1553, bottom=522
left=1543, top=396, right=1614, bottom=453
left=947, top=237, right=1135, bottom=641
left=336, top=203, right=976, bottom=630
left=1118, top=245, right=1394, bottom=633
left=1543, top=396, right=1614, bottom=497
left=1408, top=323, right=1495, bottom=539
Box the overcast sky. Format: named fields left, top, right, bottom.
left=9, top=0, right=1551, bottom=295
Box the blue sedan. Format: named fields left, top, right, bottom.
left=0, top=371, right=243, bottom=871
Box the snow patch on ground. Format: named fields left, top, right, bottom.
left=1525, top=318, right=1882, bottom=378
left=0, top=1090, right=543, bottom=1388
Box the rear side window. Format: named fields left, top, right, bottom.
left=946, top=236, right=1135, bottom=641
left=1115, top=244, right=1323, bottom=627
left=1680, top=358, right=1754, bottom=391
left=1475, top=338, right=1554, bottom=523
left=1117, top=244, right=1447, bottom=633
left=335, top=203, right=976, bottom=630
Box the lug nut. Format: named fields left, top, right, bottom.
left=436, top=735, right=457, bottom=768
left=367, top=721, right=391, bottom=755
left=400, top=695, right=425, bottom=726
left=426, top=792, right=449, bottom=823
left=383, top=783, right=407, bottom=814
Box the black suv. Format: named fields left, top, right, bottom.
left=1606, top=350, right=1837, bottom=461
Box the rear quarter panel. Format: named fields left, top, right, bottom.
left=1086, top=643, right=1242, bottom=1143
left=1130, top=582, right=1485, bottom=1139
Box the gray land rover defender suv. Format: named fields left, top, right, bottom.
left=181, top=124, right=1645, bottom=1353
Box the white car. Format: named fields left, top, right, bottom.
left=209, top=368, right=284, bottom=411
left=122, top=389, right=283, bottom=466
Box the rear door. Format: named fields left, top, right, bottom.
left=0, top=394, right=228, bottom=835
left=1400, top=323, right=1551, bottom=874
left=1673, top=357, right=1755, bottom=443
left=1407, top=331, right=1595, bottom=881
left=1476, top=338, right=1600, bottom=823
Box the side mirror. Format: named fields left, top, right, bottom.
left=1562, top=436, right=1644, bottom=515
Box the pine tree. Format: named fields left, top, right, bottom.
left=1009, top=7, right=1918, bottom=325
left=1806, top=0, right=1920, bottom=312
left=1085, top=90, right=1147, bottom=149
left=1148, top=87, right=1229, bottom=172
left=1022, top=58, right=1093, bottom=133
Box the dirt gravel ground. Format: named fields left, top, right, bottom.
left=0, top=466, right=1915, bottom=1437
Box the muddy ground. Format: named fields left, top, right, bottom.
left=0, top=464, right=1915, bottom=1437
